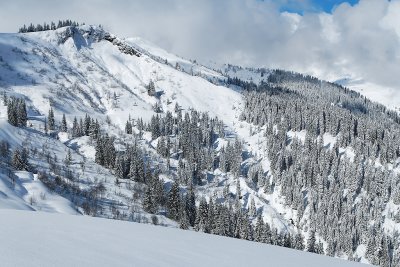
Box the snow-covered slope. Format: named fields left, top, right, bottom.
left=126, top=37, right=224, bottom=82
left=0, top=118, right=76, bottom=213
left=0, top=209, right=364, bottom=267
left=0, top=26, right=241, bottom=126
left=0, top=114, right=177, bottom=225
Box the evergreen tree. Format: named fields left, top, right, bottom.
left=143, top=186, right=155, bottom=213
left=167, top=181, right=181, bottom=221
left=65, top=149, right=72, bottom=166
left=7, top=98, right=27, bottom=127
left=115, top=156, right=126, bottom=179
left=48, top=107, right=55, bottom=131
left=89, top=119, right=100, bottom=139
left=125, top=120, right=133, bottom=134
left=254, top=214, right=264, bottom=242
left=61, top=113, right=67, bottom=132
left=294, top=232, right=305, bottom=251
left=95, top=138, right=105, bottom=166
left=179, top=207, right=190, bottom=230
left=195, top=198, right=209, bottom=232
left=249, top=197, right=257, bottom=217
left=12, top=148, right=28, bottom=170
left=185, top=185, right=197, bottom=227
left=307, top=230, right=316, bottom=253
left=147, top=80, right=156, bottom=96
left=72, top=117, right=80, bottom=138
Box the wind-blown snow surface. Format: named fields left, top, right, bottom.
left=0, top=210, right=364, bottom=267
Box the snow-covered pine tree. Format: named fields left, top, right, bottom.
left=249, top=197, right=256, bottom=218
left=48, top=107, right=55, bottom=131
left=307, top=230, right=316, bottom=253
left=61, top=113, right=67, bottom=132
left=125, top=120, right=132, bottom=134
left=167, top=181, right=181, bottom=221
left=12, top=148, right=28, bottom=170
left=185, top=185, right=197, bottom=227
left=294, top=232, right=305, bottom=251
left=147, top=80, right=156, bottom=96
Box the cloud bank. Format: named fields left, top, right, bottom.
left=1, top=0, right=400, bottom=91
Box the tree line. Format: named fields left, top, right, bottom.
left=18, top=20, right=82, bottom=33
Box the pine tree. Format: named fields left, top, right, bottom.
left=283, top=234, right=292, bottom=248
left=254, top=214, right=264, bottom=242
left=185, top=185, right=197, bottom=227
left=179, top=208, right=190, bottom=230
left=61, top=113, right=67, bottom=132
left=316, top=241, right=324, bottom=254
left=48, top=107, right=55, bottom=131
left=249, top=197, right=256, bottom=217
left=195, top=198, right=208, bottom=232
left=167, top=181, right=181, bottom=221
left=125, top=120, right=133, bottom=134
left=206, top=198, right=215, bottom=233
left=7, top=98, right=17, bottom=126
left=17, top=99, right=27, bottom=127
left=95, top=138, right=104, bottom=166
left=12, top=148, right=28, bottom=170
left=143, top=186, right=154, bottom=213
left=7, top=97, right=27, bottom=127
left=89, top=119, right=99, bottom=139
left=294, top=232, right=305, bottom=250
left=307, top=230, right=316, bottom=253
left=365, top=232, right=376, bottom=262
left=84, top=114, right=91, bottom=136
left=147, top=80, right=156, bottom=96
left=115, top=156, right=126, bottom=179
left=72, top=117, right=80, bottom=137
left=235, top=180, right=242, bottom=211
left=65, top=149, right=72, bottom=166
left=263, top=222, right=272, bottom=244
left=326, top=240, right=336, bottom=257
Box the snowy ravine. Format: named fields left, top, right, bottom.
left=0, top=209, right=364, bottom=267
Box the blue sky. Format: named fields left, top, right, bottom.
left=279, top=0, right=360, bottom=14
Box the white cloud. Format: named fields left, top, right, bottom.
left=1, top=0, right=400, bottom=92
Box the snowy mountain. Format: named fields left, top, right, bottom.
left=0, top=24, right=399, bottom=266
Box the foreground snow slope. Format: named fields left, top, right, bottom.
left=0, top=210, right=364, bottom=267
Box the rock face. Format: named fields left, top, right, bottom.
left=104, top=33, right=141, bottom=57
left=54, top=25, right=141, bottom=57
